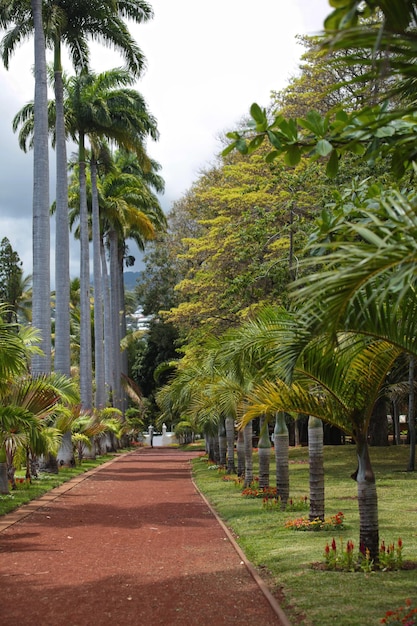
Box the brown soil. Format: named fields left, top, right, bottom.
left=0, top=448, right=290, bottom=626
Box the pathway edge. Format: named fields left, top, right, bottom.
left=0, top=450, right=134, bottom=533
left=191, top=473, right=293, bottom=626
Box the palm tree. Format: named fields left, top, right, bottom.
left=307, top=415, right=324, bottom=522
left=0, top=1, right=51, bottom=373
left=258, top=415, right=271, bottom=489
left=0, top=306, right=78, bottom=492
left=2, top=372, right=78, bottom=487
left=2, top=0, right=153, bottom=380
left=242, top=324, right=403, bottom=561
left=99, top=153, right=165, bottom=409
left=31, top=0, right=50, bottom=374
left=274, top=413, right=289, bottom=509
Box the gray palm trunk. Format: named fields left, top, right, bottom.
left=218, top=417, right=227, bottom=466
left=109, top=228, right=122, bottom=409
left=54, top=43, right=73, bottom=467
left=236, top=428, right=245, bottom=477
left=91, top=156, right=106, bottom=409
left=258, top=416, right=271, bottom=489
left=408, top=356, right=415, bottom=471
left=53, top=44, right=71, bottom=377
left=31, top=0, right=51, bottom=375
left=78, top=137, right=93, bottom=410
left=243, top=421, right=253, bottom=487
left=0, top=452, right=8, bottom=494
left=225, top=415, right=236, bottom=474
left=118, top=256, right=129, bottom=413
left=308, top=416, right=325, bottom=522
left=101, top=241, right=112, bottom=400
left=353, top=433, right=379, bottom=561
left=274, top=412, right=289, bottom=509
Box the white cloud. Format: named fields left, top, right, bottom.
left=0, top=0, right=330, bottom=282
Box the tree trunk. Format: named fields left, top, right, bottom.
left=31, top=0, right=51, bottom=375
left=243, top=421, right=253, bottom=487
left=225, top=415, right=236, bottom=474
left=308, top=416, right=324, bottom=522
left=212, top=431, right=220, bottom=465
left=408, top=356, right=416, bottom=471
left=53, top=40, right=73, bottom=468
left=79, top=134, right=93, bottom=410
left=274, top=412, right=289, bottom=509
left=0, top=447, right=8, bottom=494
left=53, top=39, right=71, bottom=378
left=218, top=417, right=226, bottom=467
left=91, top=156, right=106, bottom=409
left=391, top=399, right=401, bottom=446
left=368, top=397, right=389, bottom=446
left=101, top=241, right=112, bottom=402
left=118, top=250, right=129, bottom=413
left=258, top=416, right=270, bottom=489
left=353, top=432, right=379, bottom=561
left=236, top=428, right=245, bottom=477
left=294, top=416, right=300, bottom=446
left=109, top=229, right=122, bottom=409
left=57, top=432, right=75, bottom=468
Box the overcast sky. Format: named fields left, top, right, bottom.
left=0, top=0, right=330, bottom=283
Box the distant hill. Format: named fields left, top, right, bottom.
left=124, top=271, right=141, bottom=292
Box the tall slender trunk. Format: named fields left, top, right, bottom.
left=408, top=355, right=416, bottom=471
left=0, top=447, right=8, bottom=494
left=109, top=229, right=121, bottom=409
left=31, top=0, right=50, bottom=375
left=53, top=39, right=70, bottom=377
left=236, top=428, right=245, bottom=477
left=218, top=417, right=227, bottom=467
left=91, top=156, right=105, bottom=409
left=308, top=416, right=324, bottom=522
left=118, top=249, right=128, bottom=412
left=392, top=399, right=400, bottom=446
left=54, top=39, right=73, bottom=467
left=101, top=240, right=112, bottom=402
left=225, top=415, right=236, bottom=474
left=79, top=134, right=92, bottom=409
left=274, top=412, right=289, bottom=509
left=243, top=421, right=253, bottom=487
left=258, top=416, right=270, bottom=489
left=353, top=432, right=379, bottom=561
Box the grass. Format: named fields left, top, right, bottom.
left=0, top=450, right=129, bottom=516
left=192, top=445, right=417, bottom=626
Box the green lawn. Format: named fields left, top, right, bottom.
left=192, top=445, right=417, bottom=626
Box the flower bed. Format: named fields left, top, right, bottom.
left=285, top=511, right=345, bottom=531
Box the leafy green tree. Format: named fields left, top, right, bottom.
left=0, top=237, right=23, bottom=323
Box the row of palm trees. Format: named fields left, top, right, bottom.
left=0, top=1, right=164, bottom=464
left=0, top=304, right=146, bottom=494
left=155, top=0, right=417, bottom=562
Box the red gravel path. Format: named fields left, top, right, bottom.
left=0, top=448, right=290, bottom=626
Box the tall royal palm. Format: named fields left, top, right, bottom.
left=44, top=67, right=161, bottom=410
left=0, top=2, right=50, bottom=374
left=1, top=0, right=153, bottom=381
left=31, top=0, right=50, bottom=374
left=98, top=155, right=165, bottom=409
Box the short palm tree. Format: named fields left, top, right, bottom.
left=242, top=323, right=402, bottom=561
